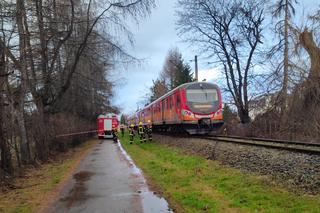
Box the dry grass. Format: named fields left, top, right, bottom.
left=0, top=139, right=97, bottom=213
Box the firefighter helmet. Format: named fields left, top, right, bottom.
left=130, top=124, right=134, bottom=127
left=139, top=122, right=143, bottom=125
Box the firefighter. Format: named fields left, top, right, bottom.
left=129, top=124, right=135, bottom=144
left=143, top=124, right=147, bottom=143
left=146, top=120, right=152, bottom=142
left=138, top=122, right=145, bottom=143
left=112, top=126, right=118, bottom=143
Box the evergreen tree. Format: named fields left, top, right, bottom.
left=120, top=114, right=127, bottom=125
left=162, top=47, right=194, bottom=90
left=172, top=60, right=193, bottom=88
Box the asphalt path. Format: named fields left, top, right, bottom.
left=47, top=139, right=173, bottom=213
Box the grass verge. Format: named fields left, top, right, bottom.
left=0, top=139, right=97, bottom=213
left=120, top=133, right=320, bottom=213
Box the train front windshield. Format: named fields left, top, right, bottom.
left=186, top=83, right=220, bottom=114
left=186, top=89, right=218, bottom=103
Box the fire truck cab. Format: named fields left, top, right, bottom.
left=97, top=113, right=119, bottom=139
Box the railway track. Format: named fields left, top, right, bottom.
left=155, top=132, right=320, bottom=155
left=202, top=135, right=320, bottom=155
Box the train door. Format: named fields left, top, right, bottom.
left=161, top=100, right=165, bottom=123
left=168, top=97, right=172, bottom=122
left=170, top=97, right=174, bottom=121
left=151, top=106, right=154, bottom=122
left=156, top=103, right=160, bottom=123
left=165, top=98, right=169, bottom=122
left=176, top=92, right=181, bottom=120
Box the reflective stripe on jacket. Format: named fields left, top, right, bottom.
left=138, top=126, right=143, bottom=134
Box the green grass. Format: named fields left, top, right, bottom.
left=120, top=133, right=320, bottom=213
left=0, top=139, right=97, bottom=213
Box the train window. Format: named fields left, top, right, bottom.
left=186, top=89, right=218, bottom=103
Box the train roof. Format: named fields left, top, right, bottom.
left=139, top=81, right=219, bottom=112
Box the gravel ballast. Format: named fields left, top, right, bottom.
left=153, top=134, right=320, bottom=194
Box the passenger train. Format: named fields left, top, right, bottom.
left=128, top=82, right=224, bottom=134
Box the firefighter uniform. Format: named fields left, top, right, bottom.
left=112, top=127, right=118, bottom=143
left=138, top=122, right=145, bottom=143
left=147, top=120, right=152, bottom=142
left=143, top=125, right=147, bottom=143
left=129, top=124, right=135, bottom=144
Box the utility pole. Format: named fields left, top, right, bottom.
left=194, top=55, right=198, bottom=82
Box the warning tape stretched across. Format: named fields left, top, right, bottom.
left=55, top=130, right=97, bottom=138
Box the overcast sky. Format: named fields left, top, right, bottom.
left=111, top=0, right=318, bottom=115
left=112, top=0, right=220, bottom=114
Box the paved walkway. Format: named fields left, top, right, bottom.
left=48, top=139, right=172, bottom=213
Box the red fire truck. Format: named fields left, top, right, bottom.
left=97, top=113, right=119, bottom=139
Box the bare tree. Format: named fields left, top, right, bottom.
left=272, top=0, right=297, bottom=113
left=149, top=78, right=169, bottom=102
left=176, top=0, right=264, bottom=123
left=268, top=7, right=320, bottom=141
left=297, top=24, right=320, bottom=108
left=0, top=0, right=155, bottom=161
left=0, top=0, right=155, bottom=183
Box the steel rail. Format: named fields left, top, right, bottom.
left=213, top=135, right=320, bottom=147
left=202, top=135, right=320, bottom=155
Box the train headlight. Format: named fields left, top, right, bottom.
left=216, top=109, right=222, bottom=115
left=182, top=109, right=194, bottom=117
left=213, top=108, right=223, bottom=119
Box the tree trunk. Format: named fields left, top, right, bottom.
left=279, top=0, right=290, bottom=119
left=15, top=109, right=31, bottom=164
left=299, top=29, right=320, bottom=104
left=34, top=103, right=50, bottom=161
left=299, top=29, right=320, bottom=82
left=0, top=40, right=13, bottom=176
left=0, top=113, right=13, bottom=176
left=238, top=107, right=251, bottom=124
left=16, top=0, right=31, bottom=164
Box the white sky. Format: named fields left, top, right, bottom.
left=111, top=0, right=318, bottom=114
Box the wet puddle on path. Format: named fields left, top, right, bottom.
left=117, top=141, right=174, bottom=213
left=60, top=171, right=95, bottom=208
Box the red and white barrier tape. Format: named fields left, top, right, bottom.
left=55, top=130, right=97, bottom=138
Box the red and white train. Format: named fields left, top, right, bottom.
left=97, top=113, right=119, bottom=139
left=128, top=82, right=224, bottom=134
